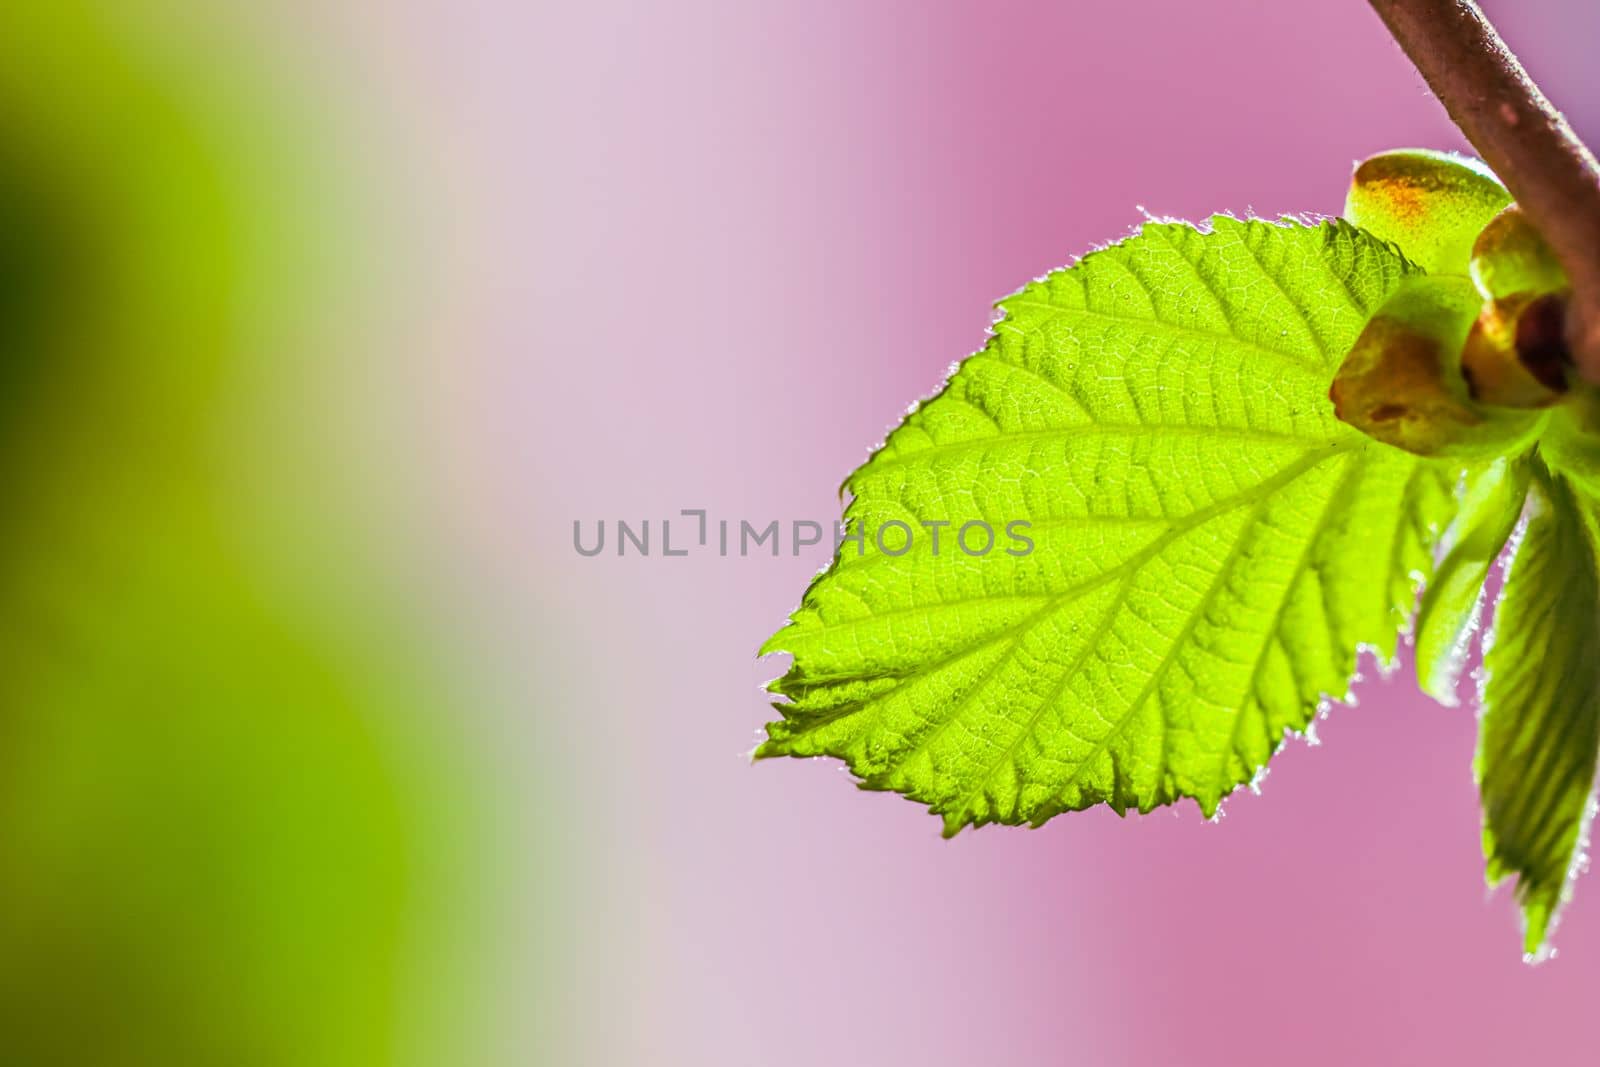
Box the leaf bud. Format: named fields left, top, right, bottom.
left=1344, top=149, right=1510, bottom=276
left=1331, top=275, right=1537, bottom=457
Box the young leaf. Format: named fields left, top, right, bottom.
left=760, top=217, right=1472, bottom=834
left=1414, top=456, right=1528, bottom=703
left=1478, top=466, right=1600, bottom=956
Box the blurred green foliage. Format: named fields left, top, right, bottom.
left=0, top=4, right=465, bottom=1064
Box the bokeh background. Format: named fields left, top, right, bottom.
left=5, top=1, right=1600, bottom=1065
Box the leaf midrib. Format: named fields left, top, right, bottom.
left=772, top=444, right=1351, bottom=752
left=854, top=421, right=1347, bottom=484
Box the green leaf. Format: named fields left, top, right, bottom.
left=1414, top=456, right=1528, bottom=703
left=1478, top=465, right=1600, bottom=957
left=760, top=216, right=1471, bottom=834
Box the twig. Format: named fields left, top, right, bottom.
left=1369, top=0, right=1600, bottom=382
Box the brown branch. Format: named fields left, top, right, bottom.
left=1369, top=0, right=1600, bottom=382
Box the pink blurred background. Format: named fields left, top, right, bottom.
left=290, top=1, right=1600, bottom=1063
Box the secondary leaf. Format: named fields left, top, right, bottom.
left=1414, top=456, right=1528, bottom=703
left=1478, top=465, right=1600, bottom=956
left=760, top=216, right=1471, bottom=834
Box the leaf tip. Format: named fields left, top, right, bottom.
left=751, top=723, right=795, bottom=763
left=757, top=628, right=790, bottom=659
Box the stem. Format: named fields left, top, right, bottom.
left=1369, top=0, right=1600, bottom=382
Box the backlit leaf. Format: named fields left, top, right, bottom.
left=1478, top=465, right=1600, bottom=956
left=760, top=217, right=1474, bottom=834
